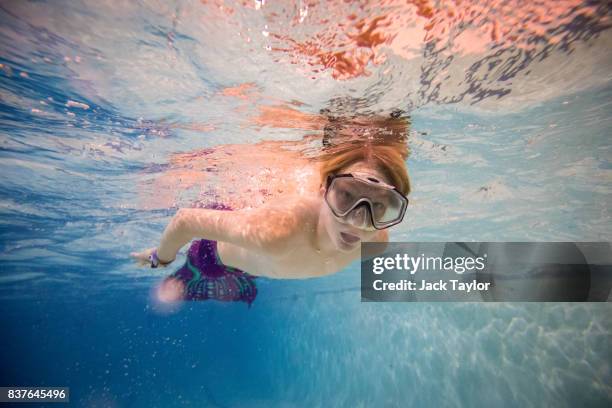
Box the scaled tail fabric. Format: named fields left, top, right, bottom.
left=161, top=203, right=258, bottom=307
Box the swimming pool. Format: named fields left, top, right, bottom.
left=1, top=1, right=610, bottom=406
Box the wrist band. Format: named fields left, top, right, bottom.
left=149, top=249, right=174, bottom=268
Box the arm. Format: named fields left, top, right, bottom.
left=156, top=203, right=302, bottom=263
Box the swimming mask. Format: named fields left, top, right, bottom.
left=324, top=172, right=409, bottom=230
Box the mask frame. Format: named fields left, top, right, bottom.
left=324, top=172, right=409, bottom=230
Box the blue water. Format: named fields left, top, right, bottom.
left=1, top=1, right=611, bottom=407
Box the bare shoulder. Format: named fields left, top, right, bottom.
left=258, top=195, right=319, bottom=242
left=235, top=195, right=320, bottom=254
left=248, top=196, right=313, bottom=229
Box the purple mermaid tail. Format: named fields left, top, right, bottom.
left=160, top=203, right=258, bottom=307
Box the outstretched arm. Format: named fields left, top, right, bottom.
left=129, top=211, right=190, bottom=266
left=151, top=203, right=304, bottom=263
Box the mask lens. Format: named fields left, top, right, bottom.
left=373, top=194, right=404, bottom=224
left=326, top=179, right=357, bottom=214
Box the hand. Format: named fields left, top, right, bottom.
left=130, top=247, right=157, bottom=267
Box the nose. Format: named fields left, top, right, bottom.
left=346, top=203, right=374, bottom=230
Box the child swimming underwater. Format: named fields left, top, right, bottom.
left=131, top=112, right=411, bottom=307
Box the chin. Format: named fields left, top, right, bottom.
left=338, top=244, right=357, bottom=253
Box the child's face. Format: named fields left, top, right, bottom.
left=319, top=162, right=389, bottom=252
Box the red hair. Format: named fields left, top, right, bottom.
left=313, top=114, right=411, bottom=195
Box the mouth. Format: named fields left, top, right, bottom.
left=340, top=231, right=360, bottom=244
